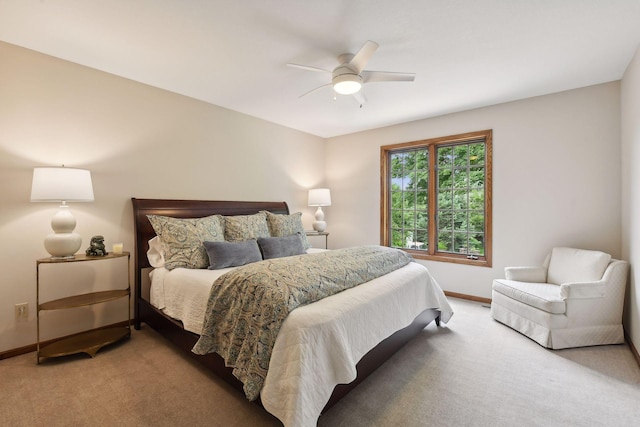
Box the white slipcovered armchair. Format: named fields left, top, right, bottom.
left=491, top=247, right=628, bottom=349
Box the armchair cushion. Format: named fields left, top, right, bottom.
left=492, top=279, right=565, bottom=314
left=546, top=247, right=610, bottom=285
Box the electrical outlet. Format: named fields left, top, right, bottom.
left=15, top=303, right=28, bottom=321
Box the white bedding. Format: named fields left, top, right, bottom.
left=149, top=254, right=453, bottom=427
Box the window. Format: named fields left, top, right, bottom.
left=381, top=130, right=492, bottom=266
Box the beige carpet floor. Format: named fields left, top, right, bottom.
left=1, top=298, right=639, bottom=426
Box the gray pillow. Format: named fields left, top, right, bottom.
left=257, top=234, right=306, bottom=260
left=204, top=239, right=262, bottom=270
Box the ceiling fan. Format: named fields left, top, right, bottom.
left=287, top=40, right=415, bottom=106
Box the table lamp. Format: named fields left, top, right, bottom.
left=30, top=166, right=94, bottom=259
left=308, top=188, right=331, bottom=232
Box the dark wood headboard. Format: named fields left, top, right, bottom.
left=131, top=198, right=289, bottom=325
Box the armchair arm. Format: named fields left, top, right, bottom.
left=504, top=266, right=547, bottom=282
left=559, top=280, right=606, bottom=299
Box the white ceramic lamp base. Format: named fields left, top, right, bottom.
left=312, top=206, right=327, bottom=232
left=44, top=206, right=82, bottom=259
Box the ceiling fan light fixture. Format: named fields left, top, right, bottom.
left=333, top=74, right=362, bottom=95
left=291, top=40, right=414, bottom=102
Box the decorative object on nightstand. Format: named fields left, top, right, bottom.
left=308, top=188, right=331, bottom=232
left=30, top=166, right=94, bottom=259
left=86, top=235, right=108, bottom=256
left=36, top=252, right=131, bottom=363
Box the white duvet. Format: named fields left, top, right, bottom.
left=149, top=254, right=453, bottom=427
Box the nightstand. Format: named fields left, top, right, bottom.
left=36, top=252, right=131, bottom=364
left=305, top=231, right=329, bottom=249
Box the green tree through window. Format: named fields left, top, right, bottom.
left=381, top=130, right=492, bottom=266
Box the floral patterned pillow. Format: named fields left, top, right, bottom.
left=223, top=212, right=271, bottom=242
left=262, top=211, right=310, bottom=250
left=147, top=214, right=225, bottom=270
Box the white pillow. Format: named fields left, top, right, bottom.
left=147, top=236, right=165, bottom=268
left=547, top=247, right=610, bottom=285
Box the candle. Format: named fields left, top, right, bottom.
left=113, top=243, right=124, bottom=254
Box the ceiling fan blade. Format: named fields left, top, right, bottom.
left=362, top=70, right=416, bottom=83
left=287, top=63, right=331, bottom=73
left=348, top=40, right=379, bottom=73
left=353, top=90, right=367, bottom=108
left=299, top=83, right=332, bottom=98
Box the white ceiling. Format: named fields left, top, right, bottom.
left=2, top=0, right=640, bottom=138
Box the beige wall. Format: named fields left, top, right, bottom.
left=621, top=45, right=640, bottom=353
left=326, top=83, right=622, bottom=300
left=0, top=42, right=326, bottom=352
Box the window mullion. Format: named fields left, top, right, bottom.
left=428, top=144, right=437, bottom=256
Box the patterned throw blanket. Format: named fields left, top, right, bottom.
left=192, top=245, right=413, bottom=400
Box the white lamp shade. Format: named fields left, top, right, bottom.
left=30, top=167, right=94, bottom=202
left=308, top=188, right=332, bottom=206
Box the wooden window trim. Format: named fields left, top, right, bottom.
left=380, top=130, right=492, bottom=267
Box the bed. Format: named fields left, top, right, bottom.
left=132, top=198, right=453, bottom=427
